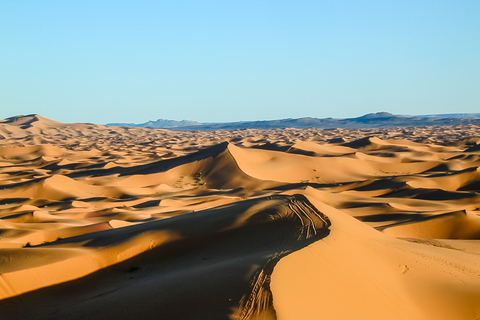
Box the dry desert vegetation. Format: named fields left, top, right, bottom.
left=0, top=114, right=479, bottom=319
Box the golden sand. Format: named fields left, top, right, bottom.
left=0, top=115, right=479, bottom=319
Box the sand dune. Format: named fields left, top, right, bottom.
left=273, top=189, right=480, bottom=320
left=0, top=115, right=479, bottom=319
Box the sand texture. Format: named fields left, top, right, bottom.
left=0, top=115, right=479, bottom=319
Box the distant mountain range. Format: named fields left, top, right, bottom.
left=106, top=112, right=480, bottom=131
left=107, top=118, right=201, bottom=128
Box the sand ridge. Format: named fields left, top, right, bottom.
left=0, top=115, right=479, bottom=319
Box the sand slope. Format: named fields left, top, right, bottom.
left=272, top=188, right=480, bottom=320
left=0, top=115, right=479, bottom=319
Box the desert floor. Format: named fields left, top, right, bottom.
left=0, top=115, right=479, bottom=320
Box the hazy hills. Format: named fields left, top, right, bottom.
left=107, top=112, right=480, bottom=131
left=107, top=118, right=201, bottom=128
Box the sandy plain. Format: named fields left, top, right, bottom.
left=0, top=114, right=479, bottom=319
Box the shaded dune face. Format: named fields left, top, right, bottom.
left=0, top=116, right=480, bottom=319
left=0, top=195, right=330, bottom=320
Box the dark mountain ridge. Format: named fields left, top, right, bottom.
left=107, top=118, right=201, bottom=128
left=106, top=112, right=480, bottom=131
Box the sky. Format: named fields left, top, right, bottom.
left=1, top=1, right=479, bottom=124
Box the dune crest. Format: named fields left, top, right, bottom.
left=0, top=116, right=479, bottom=319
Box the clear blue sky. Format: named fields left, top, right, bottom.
left=1, top=1, right=479, bottom=124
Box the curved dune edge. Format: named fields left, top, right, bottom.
left=232, top=195, right=331, bottom=320
left=0, top=194, right=331, bottom=320
left=271, top=188, right=480, bottom=320
left=0, top=230, right=177, bottom=300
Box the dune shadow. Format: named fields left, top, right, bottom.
left=0, top=194, right=330, bottom=320
left=380, top=188, right=477, bottom=200
left=66, top=142, right=230, bottom=179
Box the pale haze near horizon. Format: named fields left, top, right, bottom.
left=1, top=1, right=479, bottom=124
